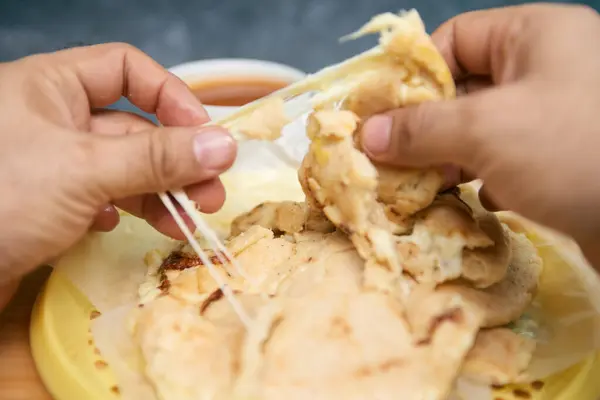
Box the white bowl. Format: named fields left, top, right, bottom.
left=168, top=58, right=310, bottom=171
left=168, top=58, right=306, bottom=120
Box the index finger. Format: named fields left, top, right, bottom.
left=431, top=4, right=574, bottom=81
left=51, top=43, right=209, bottom=127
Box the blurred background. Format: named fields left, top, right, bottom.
left=0, top=0, right=596, bottom=116
left=1, top=0, right=598, bottom=71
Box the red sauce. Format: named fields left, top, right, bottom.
left=188, top=76, right=289, bottom=107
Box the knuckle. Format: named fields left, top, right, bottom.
left=454, top=102, right=486, bottom=159
left=542, top=4, right=599, bottom=36
left=393, top=99, right=486, bottom=168
left=400, top=105, right=427, bottom=151
left=143, top=129, right=178, bottom=190
left=568, top=4, right=598, bottom=19
left=399, top=104, right=437, bottom=156
left=62, top=134, right=109, bottom=202
left=100, top=42, right=146, bottom=66
left=104, top=42, right=140, bottom=54
left=69, top=135, right=98, bottom=178
left=567, top=6, right=600, bottom=35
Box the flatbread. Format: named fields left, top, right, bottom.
left=417, top=228, right=543, bottom=328
left=131, top=294, right=268, bottom=400
left=230, top=201, right=334, bottom=237
left=300, top=110, right=402, bottom=293
left=236, top=289, right=480, bottom=400
left=377, top=164, right=444, bottom=230
left=397, top=191, right=511, bottom=287
left=462, top=328, right=536, bottom=386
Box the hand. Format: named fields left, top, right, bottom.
left=360, top=4, right=600, bottom=264
left=0, top=43, right=237, bottom=286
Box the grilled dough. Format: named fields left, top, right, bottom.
left=230, top=201, right=334, bottom=237
left=462, top=328, right=536, bottom=386
left=398, top=192, right=511, bottom=287
left=409, top=228, right=542, bottom=328
left=235, top=288, right=481, bottom=400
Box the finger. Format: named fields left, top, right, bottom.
left=143, top=198, right=194, bottom=240
left=360, top=83, right=527, bottom=171
left=460, top=170, right=477, bottom=184
left=479, top=184, right=501, bottom=212
left=90, top=110, right=229, bottom=234
left=52, top=43, right=208, bottom=126
left=431, top=4, right=571, bottom=81
left=114, top=178, right=226, bottom=220
left=432, top=8, right=510, bottom=79
left=184, top=178, right=226, bottom=214
left=440, top=164, right=462, bottom=190
left=89, top=110, right=168, bottom=222
left=90, top=109, right=157, bottom=135
left=85, top=125, right=236, bottom=202
left=455, top=76, right=492, bottom=96
left=116, top=178, right=226, bottom=239
left=90, top=204, right=120, bottom=232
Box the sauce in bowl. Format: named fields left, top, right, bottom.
left=188, top=76, right=289, bottom=107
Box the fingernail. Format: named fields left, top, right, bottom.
left=362, top=115, right=392, bottom=156
left=193, top=129, right=236, bottom=169
left=91, top=204, right=120, bottom=232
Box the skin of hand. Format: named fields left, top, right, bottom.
left=361, top=3, right=600, bottom=266
left=0, top=43, right=237, bottom=304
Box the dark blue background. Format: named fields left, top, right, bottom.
left=1, top=0, right=596, bottom=117
left=0, top=0, right=597, bottom=72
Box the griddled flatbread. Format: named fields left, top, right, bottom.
left=230, top=201, right=334, bottom=237
left=298, top=9, right=460, bottom=293
left=131, top=294, right=265, bottom=400
left=300, top=110, right=402, bottom=293
left=402, top=191, right=511, bottom=287
left=377, top=164, right=444, bottom=230
left=411, top=228, right=542, bottom=328
left=462, top=328, right=536, bottom=386
left=235, top=288, right=480, bottom=400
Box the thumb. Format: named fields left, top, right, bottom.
left=88, top=125, right=236, bottom=200
left=359, top=88, right=510, bottom=171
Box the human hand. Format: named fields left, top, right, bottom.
left=0, top=43, right=236, bottom=286
left=360, top=4, right=600, bottom=264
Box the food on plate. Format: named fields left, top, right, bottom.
left=131, top=183, right=541, bottom=399
left=91, top=9, right=550, bottom=400
left=428, top=228, right=543, bottom=328
left=395, top=190, right=511, bottom=287
left=131, top=294, right=254, bottom=400
left=296, top=9, right=474, bottom=295
left=234, top=289, right=481, bottom=400
left=376, top=165, right=445, bottom=229
left=299, top=110, right=405, bottom=294
left=299, top=112, right=512, bottom=295
left=462, top=328, right=536, bottom=386
left=227, top=97, right=289, bottom=140
left=230, top=200, right=334, bottom=237
left=231, top=201, right=308, bottom=236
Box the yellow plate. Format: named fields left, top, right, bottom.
left=31, top=272, right=600, bottom=400
left=30, top=271, right=119, bottom=400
